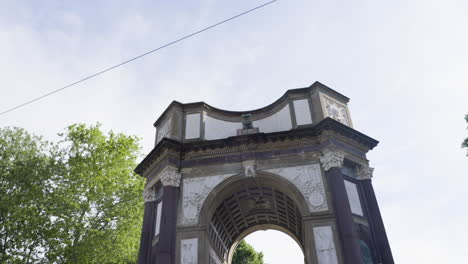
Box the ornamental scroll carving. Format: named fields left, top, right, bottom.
left=142, top=187, right=157, bottom=203
left=319, top=149, right=344, bottom=171
left=181, top=174, right=235, bottom=225
left=160, top=167, right=181, bottom=187
left=356, top=165, right=374, bottom=180
left=266, top=164, right=328, bottom=212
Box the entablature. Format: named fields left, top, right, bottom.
left=135, top=118, right=378, bottom=177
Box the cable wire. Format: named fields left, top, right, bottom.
left=0, top=0, right=278, bottom=117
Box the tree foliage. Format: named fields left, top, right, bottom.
left=463, top=114, right=468, bottom=156
left=232, top=240, right=264, bottom=264
left=0, top=124, right=145, bottom=263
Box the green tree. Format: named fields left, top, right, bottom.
left=232, top=240, right=264, bottom=264
left=463, top=114, right=468, bottom=156
left=0, top=127, right=56, bottom=263
left=0, top=124, right=145, bottom=263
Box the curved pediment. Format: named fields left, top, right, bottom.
left=152, top=81, right=353, bottom=145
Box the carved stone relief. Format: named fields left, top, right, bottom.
left=319, top=149, right=345, bottom=171
left=142, top=187, right=157, bottom=203
left=320, top=94, right=351, bottom=126
left=266, top=164, right=328, bottom=212
left=181, top=238, right=198, bottom=264
left=182, top=173, right=235, bottom=225
left=160, top=167, right=182, bottom=187
left=242, top=160, right=256, bottom=177
left=313, top=226, right=339, bottom=264
left=356, top=165, right=374, bottom=180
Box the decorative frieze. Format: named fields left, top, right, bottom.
left=266, top=164, right=328, bottom=212
left=319, top=149, right=345, bottom=171
left=160, top=167, right=182, bottom=187
left=142, top=187, right=157, bottom=203
left=356, top=165, right=374, bottom=180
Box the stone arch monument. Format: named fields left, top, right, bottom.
left=135, top=82, right=394, bottom=264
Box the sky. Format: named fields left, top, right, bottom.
left=1, top=0, right=468, bottom=262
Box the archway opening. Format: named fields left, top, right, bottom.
left=240, top=229, right=305, bottom=264
left=206, top=177, right=307, bottom=263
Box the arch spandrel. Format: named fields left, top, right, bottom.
left=265, top=163, right=329, bottom=213
left=180, top=163, right=329, bottom=227
left=180, top=168, right=318, bottom=227
left=180, top=173, right=236, bottom=226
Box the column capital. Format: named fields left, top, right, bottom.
left=160, top=167, right=182, bottom=187
left=319, top=148, right=345, bottom=171
left=142, top=187, right=157, bottom=203
left=357, top=165, right=374, bottom=180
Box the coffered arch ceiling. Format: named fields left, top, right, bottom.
left=206, top=174, right=307, bottom=261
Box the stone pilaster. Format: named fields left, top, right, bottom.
left=320, top=149, right=363, bottom=264
left=361, top=177, right=394, bottom=264
left=138, top=188, right=157, bottom=264
left=155, top=167, right=181, bottom=264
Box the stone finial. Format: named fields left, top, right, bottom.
left=242, top=160, right=256, bottom=177
left=160, top=167, right=182, bottom=187
left=356, top=166, right=374, bottom=180
left=319, top=148, right=345, bottom=171
left=143, top=187, right=157, bottom=203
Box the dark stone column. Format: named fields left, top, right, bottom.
left=138, top=203, right=154, bottom=264
left=326, top=166, right=364, bottom=264
left=138, top=191, right=156, bottom=264
left=155, top=186, right=180, bottom=264
left=361, top=179, right=394, bottom=264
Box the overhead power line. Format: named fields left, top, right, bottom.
left=0, top=0, right=278, bottom=117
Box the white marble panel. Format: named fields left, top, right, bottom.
left=313, top=226, right=338, bottom=264
left=344, top=180, right=363, bottom=216
left=293, top=99, right=312, bottom=125
left=266, top=164, right=328, bottom=212
left=155, top=201, right=162, bottom=236
left=204, top=115, right=242, bottom=140
left=182, top=173, right=235, bottom=225
left=185, top=113, right=201, bottom=139
left=181, top=238, right=198, bottom=264
left=253, top=104, right=292, bottom=133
